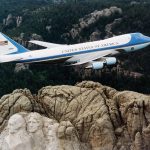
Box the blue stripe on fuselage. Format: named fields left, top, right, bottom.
left=19, top=33, right=148, bottom=63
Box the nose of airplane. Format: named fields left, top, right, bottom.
left=142, top=35, right=150, bottom=43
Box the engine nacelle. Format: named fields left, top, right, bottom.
left=91, top=62, right=104, bottom=70
left=105, top=57, right=117, bottom=65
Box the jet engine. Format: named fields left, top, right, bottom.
left=86, top=61, right=104, bottom=70
left=85, top=57, right=117, bottom=70
left=105, top=57, right=117, bottom=65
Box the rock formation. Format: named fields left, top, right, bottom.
left=3, top=14, right=23, bottom=28
left=14, top=63, right=29, bottom=73
left=0, top=81, right=150, bottom=150
left=105, top=18, right=122, bottom=38
left=3, top=14, right=15, bottom=27
left=62, top=6, right=123, bottom=42
left=16, top=16, right=23, bottom=27
left=89, top=29, right=101, bottom=41
left=1, top=114, right=32, bottom=150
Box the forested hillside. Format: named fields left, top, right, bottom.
left=0, top=0, right=150, bottom=96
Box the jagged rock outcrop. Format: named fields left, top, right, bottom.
left=3, top=14, right=15, bottom=27
left=3, top=14, right=23, bottom=28
left=62, top=7, right=122, bottom=42
left=89, top=29, right=101, bottom=41
left=30, top=33, right=43, bottom=41
left=46, top=25, right=52, bottom=33
left=14, top=63, right=30, bottom=73
left=0, top=81, right=150, bottom=150
left=78, top=6, right=122, bottom=30
left=16, top=16, right=23, bottom=27
left=105, top=18, right=122, bottom=38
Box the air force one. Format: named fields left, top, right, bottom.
left=0, top=32, right=150, bottom=69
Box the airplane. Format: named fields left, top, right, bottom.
left=0, top=32, right=150, bottom=70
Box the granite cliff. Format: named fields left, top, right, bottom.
left=0, top=81, right=150, bottom=150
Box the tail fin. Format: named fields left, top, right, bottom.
left=0, top=32, right=29, bottom=55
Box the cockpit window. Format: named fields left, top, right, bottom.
left=135, top=33, right=143, bottom=40
left=138, top=33, right=143, bottom=37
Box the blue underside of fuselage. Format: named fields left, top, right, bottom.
left=6, top=33, right=150, bottom=63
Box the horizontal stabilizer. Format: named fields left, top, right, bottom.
left=29, top=40, right=65, bottom=49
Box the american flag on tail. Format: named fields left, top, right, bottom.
left=0, top=40, right=8, bottom=46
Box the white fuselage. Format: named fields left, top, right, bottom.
left=1, top=32, right=150, bottom=64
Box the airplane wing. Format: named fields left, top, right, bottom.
left=29, top=40, right=66, bottom=49
left=67, top=50, right=119, bottom=66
